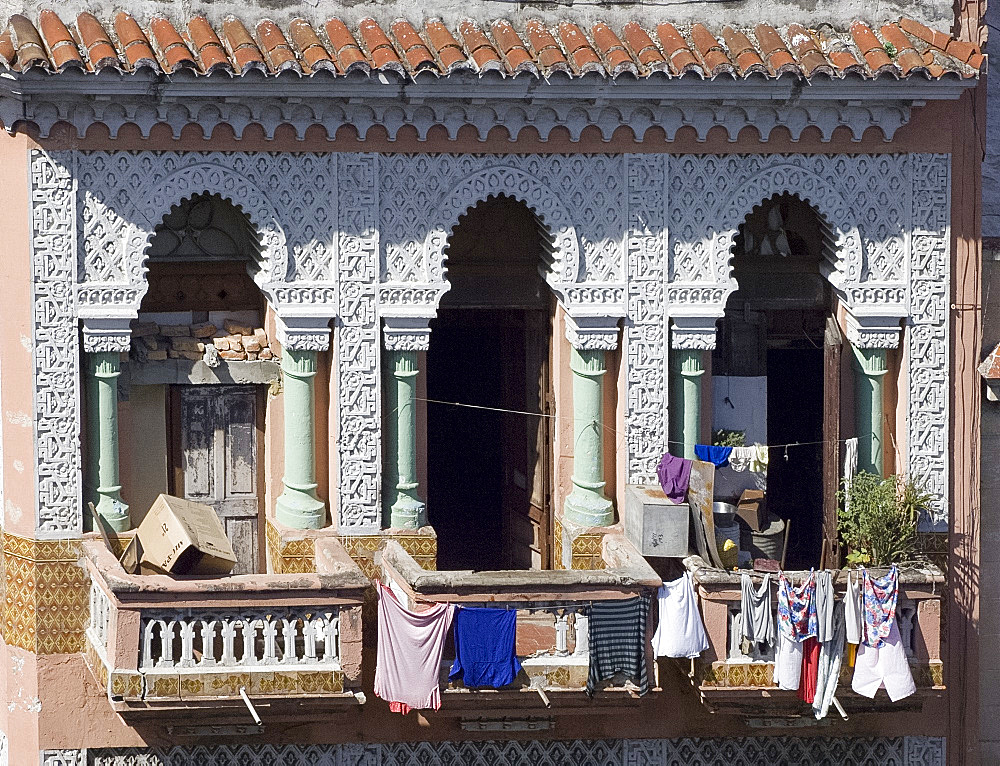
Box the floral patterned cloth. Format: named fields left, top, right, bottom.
left=861, top=566, right=898, bottom=649
left=777, top=570, right=817, bottom=642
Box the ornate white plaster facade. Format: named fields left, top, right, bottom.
left=28, top=149, right=950, bottom=536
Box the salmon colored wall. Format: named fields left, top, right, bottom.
left=0, top=133, right=38, bottom=538
left=263, top=308, right=284, bottom=533
left=315, top=345, right=331, bottom=510
left=117, top=385, right=168, bottom=523
left=553, top=307, right=572, bottom=519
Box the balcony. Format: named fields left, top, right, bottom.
left=376, top=533, right=661, bottom=712
left=82, top=536, right=368, bottom=722
left=682, top=555, right=945, bottom=718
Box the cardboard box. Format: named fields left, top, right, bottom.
left=134, top=494, right=237, bottom=576
left=737, top=489, right=766, bottom=532
left=623, top=484, right=690, bottom=558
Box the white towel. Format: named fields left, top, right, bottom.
left=815, top=570, right=835, bottom=644
left=729, top=446, right=755, bottom=472
left=773, top=631, right=803, bottom=691
left=652, top=573, right=710, bottom=659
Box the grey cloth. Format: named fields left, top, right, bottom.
left=845, top=570, right=863, bottom=645
left=740, top=573, right=774, bottom=648
left=815, top=570, right=835, bottom=643
left=813, top=601, right=846, bottom=720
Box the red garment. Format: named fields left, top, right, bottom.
left=797, top=637, right=821, bottom=703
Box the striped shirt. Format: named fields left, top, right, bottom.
left=586, top=595, right=650, bottom=696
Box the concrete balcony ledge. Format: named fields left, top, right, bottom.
left=377, top=535, right=660, bottom=707
left=83, top=537, right=367, bottom=721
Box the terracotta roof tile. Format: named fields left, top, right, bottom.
left=754, top=24, right=797, bottom=75
left=358, top=18, right=403, bottom=72
left=457, top=20, right=503, bottom=72
left=288, top=19, right=335, bottom=74
left=324, top=19, right=367, bottom=72
left=257, top=20, right=299, bottom=73
left=149, top=15, right=196, bottom=72
left=0, top=13, right=978, bottom=81
left=690, top=23, right=733, bottom=76
left=9, top=13, right=47, bottom=69
left=656, top=23, right=699, bottom=75
left=851, top=22, right=893, bottom=73
left=492, top=20, right=535, bottom=74
left=114, top=13, right=157, bottom=70
left=722, top=27, right=766, bottom=76
left=621, top=23, right=667, bottom=72
left=390, top=20, right=436, bottom=72
left=786, top=24, right=833, bottom=77
left=591, top=23, right=637, bottom=76
left=222, top=17, right=266, bottom=73
left=558, top=22, right=601, bottom=74
left=424, top=19, right=468, bottom=72
left=38, top=10, right=83, bottom=70
left=525, top=19, right=569, bottom=72
left=880, top=24, right=927, bottom=76
left=188, top=16, right=231, bottom=73
left=0, top=27, right=14, bottom=67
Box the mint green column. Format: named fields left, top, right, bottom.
left=669, top=349, right=705, bottom=460
left=563, top=347, right=614, bottom=527
left=854, top=347, right=888, bottom=476
left=86, top=352, right=129, bottom=532
left=384, top=350, right=426, bottom=529
left=275, top=349, right=326, bottom=529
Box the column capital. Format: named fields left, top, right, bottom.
left=670, top=316, right=718, bottom=350
left=845, top=313, right=901, bottom=350
left=383, top=317, right=432, bottom=352
left=564, top=315, right=620, bottom=351
left=82, top=318, right=133, bottom=354
left=276, top=315, right=332, bottom=352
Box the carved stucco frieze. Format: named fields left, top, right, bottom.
left=28, top=149, right=950, bottom=534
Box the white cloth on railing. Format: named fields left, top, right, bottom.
left=374, top=584, right=454, bottom=715
left=739, top=573, right=774, bottom=649
left=651, top=573, right=709, bottom=658
left=773, top=631, right=803, bottom=691
left=845, top=570, right=863, bottom=646
left=843, top=437, right=859, bottom=515
left=851, top=620, right=916, bottom=702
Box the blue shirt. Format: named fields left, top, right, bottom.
left=448, top=607, right=522, bottom=689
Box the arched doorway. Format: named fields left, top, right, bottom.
left=426, top=196, right=555, bottom=571
left=120, top=193, right=270, bottom=573
left=713, top=194, right=841, bottom=570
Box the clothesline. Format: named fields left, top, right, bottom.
left=413, top=395, right=860, bottom=452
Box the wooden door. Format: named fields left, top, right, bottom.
left=500, top=309, right=553, bottom=570
left=821, top=317, right=843, bottom=569
left=169, top=385, right=264, bottom=574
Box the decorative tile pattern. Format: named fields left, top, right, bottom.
left=264, top=519, right=316, bottom=574
left=86, top=738, right=945, bottom=766
left=552, top=518, right=564, bottom=570
left=1, top=530, right=87, bottom=654
left=338, top=533, right=437, bottom=581
left=700, top=660, right=940, bottom=690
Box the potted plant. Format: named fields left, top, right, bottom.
left=837, top=472, right=932, bottom=567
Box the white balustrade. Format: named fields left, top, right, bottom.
left=87, top=581, right=112, bottom=649
left=140, top=609, right=340, bottom=670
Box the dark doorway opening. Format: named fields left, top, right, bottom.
left=425, top=196, right=554, bottom=571
left=714, top=193, right=840, bottom=570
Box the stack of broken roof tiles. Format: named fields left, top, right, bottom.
left=0, top=11, right=982, bottom=81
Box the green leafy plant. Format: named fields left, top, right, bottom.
left=837, top=472, right=931, bottom=567
left=712, top=429, right=746, bottom=447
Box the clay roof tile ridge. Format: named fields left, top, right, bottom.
left=187, top=15, right=233, bottom=75
left=423, top=18, right=472, bottom=74
left=287, top=18, right=336, bottom=75
left=590, top=22, right=638, bottom=78
left=8, top=13, right=49, bottom=71
left=38, top=10, right=84, bottom=71
left=456, top=18, right=504, bottom=75
left=147, top=14, right=197, bottom=74
left=388, top=17, right=439, bottom=75
left=113, top=12, right=159, bottom=71
left=490, top=18, right=538, bottom=77
left=356, top=18, right=405, bottom=75
left=220, top=15, right=266, bottom=75
left=784, top=23, right=835, bottom=79
left=255, top=18, right=302, bottom=74
left=620, top=21, right=668, bottom=76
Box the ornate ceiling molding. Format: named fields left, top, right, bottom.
left=81, top=319, right=133, bottom=354
left=3, top=72, right=976, bottom=144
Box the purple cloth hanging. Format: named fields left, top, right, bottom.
left=656, top=453, right=692, bottom=504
